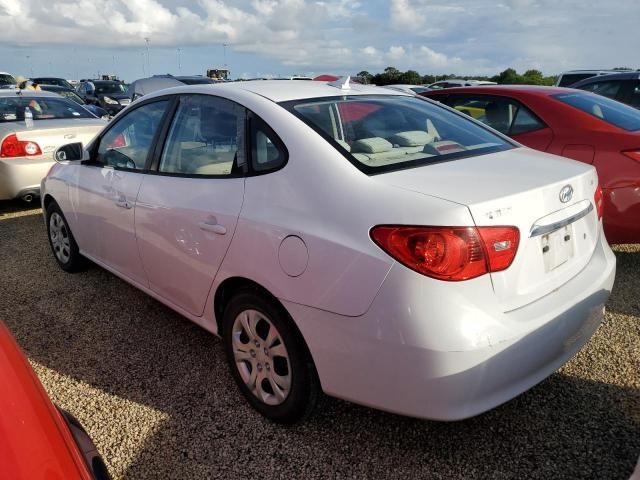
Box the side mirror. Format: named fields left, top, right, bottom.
left=55, top=142, right=86, bottom=163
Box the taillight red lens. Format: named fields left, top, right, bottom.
left=477, top=226, right=520, bottom=272
left=0, top=134, right=42, bottom=158
left=594, top=183, right=604, bottom=219
left=621, top=149, right=640, bottom=163
left=371, top=225, right=519, bottom=281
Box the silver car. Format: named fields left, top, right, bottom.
left=0, top=90, right=106, bottom=202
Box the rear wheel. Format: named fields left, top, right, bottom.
left=222, top=290, right=319, bottom=424
left=46, top=202, right=86, bottom=272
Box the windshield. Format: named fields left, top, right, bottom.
left=0, top=96, right=94, bottom=122
left=33, top=78, right=71, bottom=88
left=178, top=78, right=215, bottom=85
left=0, top=74, right=16, bottom=86
left=557, top=73, right=596, bottom=87
left=553, top=92, right=640, bottom=131
left=284, top=95, right=513, bottom=174
left=95, top=82, right=127, bottom=95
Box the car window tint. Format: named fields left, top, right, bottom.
left=96, top=100, right=168, bottom=170
left=579, top=80, right=623, bottom=99
left=448, top=96, right=544, bottom=135
left=251, top=119, right=286, bottom=172
left=286, top=95, right=512, bottom=174
left=630, top=82, right=640, bottom=108
left=554, top=92, right=640, bottom=131
left=159, top=95, right=244, bottom=176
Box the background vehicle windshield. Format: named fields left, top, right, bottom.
left=0, top=96, right=93, bottom=122
left=285, top=95, right=513, bottom=173
left=95, top=82, right=127, bottom=95
left=55, top=90, right=84, bottom=105
left=553, top=92, right=640, bottom=131
left=0, top=74, right=16, bottom=87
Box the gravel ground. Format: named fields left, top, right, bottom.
left=0, top=200, right=638, bottom=479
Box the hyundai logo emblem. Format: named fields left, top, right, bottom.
left=559, top=185, right=573, bottom=203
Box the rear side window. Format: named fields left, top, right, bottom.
left=557, top=73, right=595, bottom=87
left=577, top=80, right=623, bottom=99
left=553, top=92, right=640, bottom=131
left=159, top=95, right=245, bottom=176
left=629, top=82, right=640, bottom=108
left=284, top=95, right=513, bottom=174
left=251, top=117, right=287, bottom=172
left=447, top=96, right=545, bottom=135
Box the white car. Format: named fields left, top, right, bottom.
left=384, top=84, right=432, bottom=95
left=41, top=79, right=616, bottom=423
left=0, top=90, right=106, bottom=202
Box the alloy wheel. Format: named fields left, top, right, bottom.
left=231, top=309, right=292, bottom=406
left=49, top=212, right=71, bottom=264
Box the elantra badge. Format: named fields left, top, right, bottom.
left=559, top=185, right=573, bottom=203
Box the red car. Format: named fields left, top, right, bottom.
left=0, top=321, right=111, bottom=479
left=422, top=86, right=640, bottom=244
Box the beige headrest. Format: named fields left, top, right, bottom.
left=351, top=137, right=393, bottom=154
left=390, top=130, right=434, bottom=147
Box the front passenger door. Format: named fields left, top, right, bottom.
left=71, top=99, right=170, bottom=286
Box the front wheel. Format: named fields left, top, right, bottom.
left=46, top=202, right=86, bottom=272
left=222, top=291, right=319, bottom=424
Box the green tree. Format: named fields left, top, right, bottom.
left=356, top=70, right=373, bottom=84
left=398, top=70, right=422, bottom=85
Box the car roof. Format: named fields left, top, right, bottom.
left=206, top=79, right=407, bottom=102
left=423, top=84, right=571, bottom=97
left=571, top=71, right=640, bottom=86
left=0, top=90, right=60, bottom=98
left=559, top=69, right=633, bottom=74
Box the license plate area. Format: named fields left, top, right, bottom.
left=541, top=225, right=574, bottom=272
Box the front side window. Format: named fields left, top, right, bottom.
left=0, top=96, right=93, bottom=122
left=554, top=92, right=640, bottom=131
left=0, top=74, right=16, bottom=87
left=96, top=100, right=168, bottom=169
left=159, top=95, right=244, bottom=176
left=447, top=96, right=546, bottom=135
left=284, top=95, right=513, bottom=174
left=629, top=82, right=640, bottom=108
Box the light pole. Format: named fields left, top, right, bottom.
left=144, top=37, right=151, bottom=76
left=223, top=43, right=228, bottom=68
left=177, top=48, right=182, bottom=73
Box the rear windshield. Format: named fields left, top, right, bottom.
left=0, top=74, right=16, bottom=86
left=557, top=73, right=596, bottom=87
left=178, top=78, right=216, bottom=85
left=553, top=92, right=640, bottom=131
left=283, top=95, right=513, bottom=174
left=0, top=96, right=93, bottom=122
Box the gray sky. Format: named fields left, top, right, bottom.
left=0, top=0, right=637, bottom=81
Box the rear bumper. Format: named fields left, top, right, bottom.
left=285, top=226, right=616, bottom=420
left=0, top=157, right=52, bottom=200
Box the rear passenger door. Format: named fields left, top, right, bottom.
left=445, top=94, right=554, bottom=151
left=134, top=94, right=247, bottom=317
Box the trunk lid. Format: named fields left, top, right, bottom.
left=7, top=119, right=106, bottom=160
left=379, top=147, right=600, bottom=311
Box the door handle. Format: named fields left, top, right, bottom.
left=115, top=199, right=132, bottom=209
left=198, top=220, right=227, bottom=235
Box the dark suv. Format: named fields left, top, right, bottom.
left=570, top=72, right=640, bottom=109
left=77, top=80, right=131, bottom=116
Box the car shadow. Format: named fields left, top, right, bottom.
left=607, top=247, right=640, bottom=318
left=0, top=214, right=638, bottom=479
left=0, top=199, right=41, bottom=217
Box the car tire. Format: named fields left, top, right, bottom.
left=222, top=290, right=319, bottom=424
left=45, top=202, right=87, bottom=272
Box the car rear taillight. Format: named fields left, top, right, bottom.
left=594, top=183, right=604, bottom=219
left=0, top=134, right=42, bottom=158
left=370, top=225, right=519, bottom=281
left=621, top=149, right=640, bottom=163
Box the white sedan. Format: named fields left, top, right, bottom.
left=41, top=79, right=616, bottom=423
